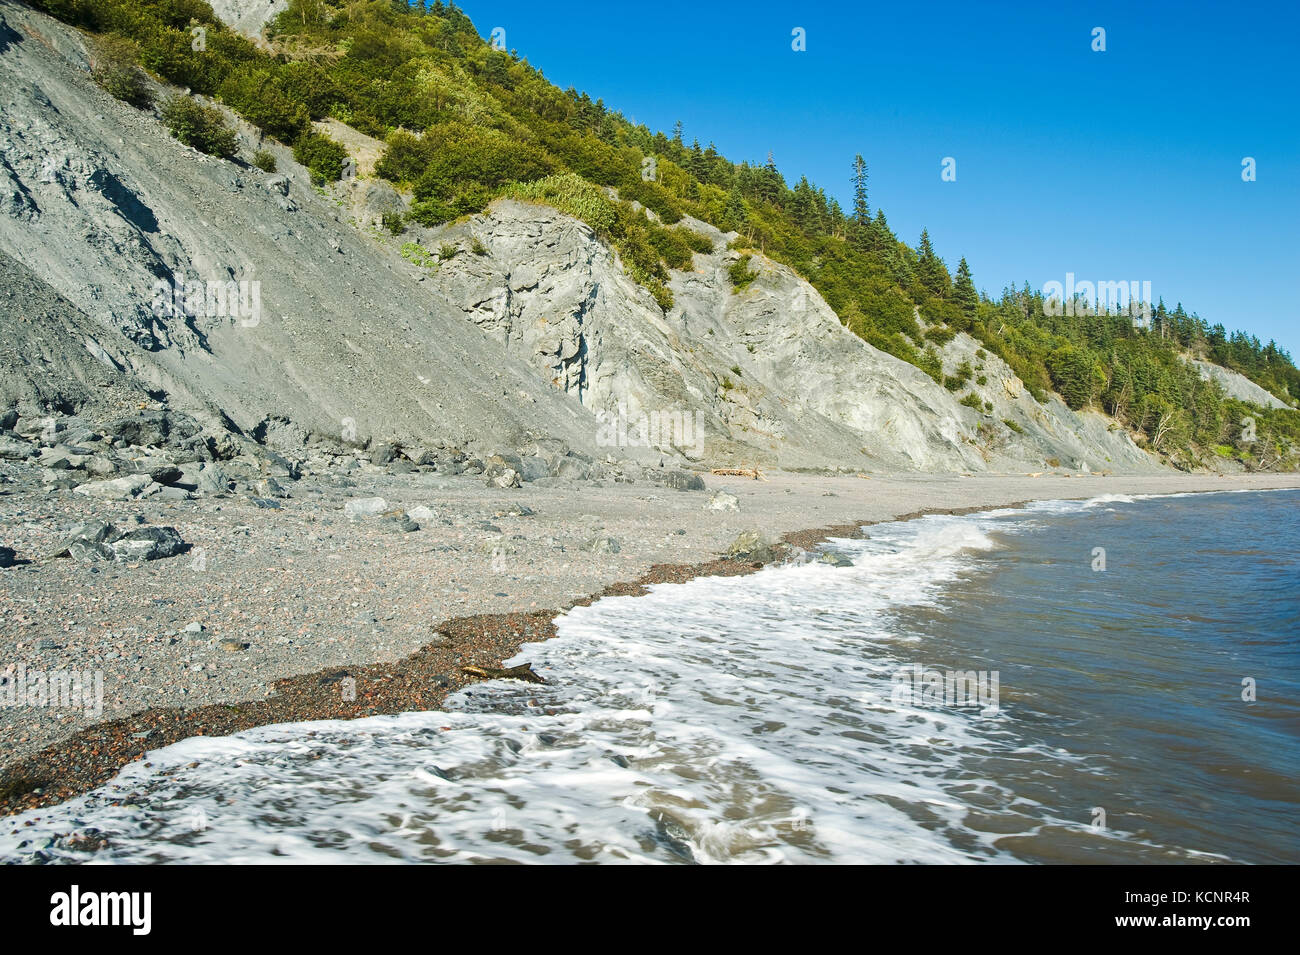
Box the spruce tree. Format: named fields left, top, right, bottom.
left=851, top=154, right=869, bottom=224
left=954, top=257, right=978, bottom=316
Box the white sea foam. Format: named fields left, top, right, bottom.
left=0, top=511, right=1120, bottom=864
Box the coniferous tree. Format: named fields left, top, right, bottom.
left=954, top=257, right=978, bottom=316
left=851, top=154, right=869, bottom=224
left=917, top=229, right=951, bottom=298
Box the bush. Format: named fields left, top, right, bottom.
left=923, top=325, right=956, bottom=346
left=90, top=35, right=152, bottom=109
left=252, top=149, right=277, bottom=173
left=381, top=210, right=406, bottom=235
left=219, top=67, right=310, bottom=142
left=647, top=225, right=694, bottom=271
left=1004, top=418, right=1025, bottom=434
left=375, top=129, right=433, bottom=185
left=959, top=392, right=985, bottom=411
left=293, top=132, right=347, bottom=184
left=728, top=254, right=756, bottom=292
left=160, top=95, right=238, bottom=159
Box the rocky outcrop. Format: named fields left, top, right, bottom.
left=1188, top=359, right=1290, bottom=410
left=207, top=0, right=287, bottom=41
left=433, top=202, right=1161, bottom=473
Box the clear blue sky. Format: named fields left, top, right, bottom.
left=455, top=0, right=1300, bottom=355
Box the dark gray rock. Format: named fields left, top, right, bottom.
left=658, top=470, right=706, bottom=491
left=726, top=530, right=776, bottom=563
left=149, top=463, right=184, bottom=485
left=54, top=521, right=186, bottom=562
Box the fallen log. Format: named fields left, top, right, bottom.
left=461, top=663, right=546, bottom=684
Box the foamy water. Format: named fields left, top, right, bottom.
left=4, top=491, right=1296, bottom=864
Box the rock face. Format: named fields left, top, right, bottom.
left=206, top=0, right=287, bottom=40
left=0, top=1, right=602, bottom=461
left=1189, top=360, right=1290, bottom=410
left=434, top=202, right=1161, bottom=472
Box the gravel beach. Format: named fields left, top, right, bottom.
left=3, top=467, right=1298, bottom=813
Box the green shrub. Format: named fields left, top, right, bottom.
left=90, top=35, right=152, bottom=109
left=381, top=210, right=406, bottom=235
left=252, top=149, right=277, bottom=172
left=923, top=325, right=956, bottom=346
left=470, top=237, right=488, bottom=255
left=437, top=242, right=459, bottom=260
left=728, top=254, right=756, bottom=292
left=400, top=241, right=436, bottom=268
left=647, top=225, right=694, bottom=271
left=916, top=346, right=944, bottom=384
left=218, top=67, right=310, bottom=142
left=293, top=132, right=347, bottom=184
left=160, top=95, right=238, bottom=159
left=375, top=129, right=433, bottom=185
left=959, top=392, right=984, bottom=411
left=1004, top=418, right=1025, bottom=434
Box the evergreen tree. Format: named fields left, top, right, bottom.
left=851, top=154, right=869, bottom=224
left=916, top=228, right=951, bottom=297
left=954, top=257, right=978, bottom=316
left=723, top=190, right=749, bottom=235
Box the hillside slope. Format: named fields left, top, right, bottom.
left=0, top=0, right=1265, bottom=477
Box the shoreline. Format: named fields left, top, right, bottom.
left=4, top=472, right=1300, bottom=816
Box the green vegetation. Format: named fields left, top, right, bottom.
left=33, top=0, right=1299, bottom=467
left=293, top=131, right=346, bottom=184
left=159, top=94, right=237, bottom=158
left=381, top=210, right=406, bottom=235
left=728, top=254, right=756, bottom=292
left=400, top=240, right=436, bottom=268
left=1003, top=418, right=1025, bottom=434
left=90, top=34, right=152, bottom=108
left=252, top=149, right=277, bottom=172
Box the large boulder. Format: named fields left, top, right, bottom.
left=73, top=474, right=155, bottom=500
left=53, top=521, right=187, bottom=562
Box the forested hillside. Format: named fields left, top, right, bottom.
left=26, top=0, right=1300, bottom=469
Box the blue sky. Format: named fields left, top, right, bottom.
left=456, top=0, right=1300, bottom=355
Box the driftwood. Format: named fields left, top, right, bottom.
left=461, top=663, right=546, bottom=684
left=710, top=467, right=766, bottom=481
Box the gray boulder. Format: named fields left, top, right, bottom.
left=344, top=496, right=389, bottom=519
left=73, top=474, right=155, bottom=500
left=54, top=521, right=187, bottom=562
left=726, top=530, right=776, bottom=563
left=705, top=490, right=740, bottom=511
left=658, top=470, right=706, bottom=491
